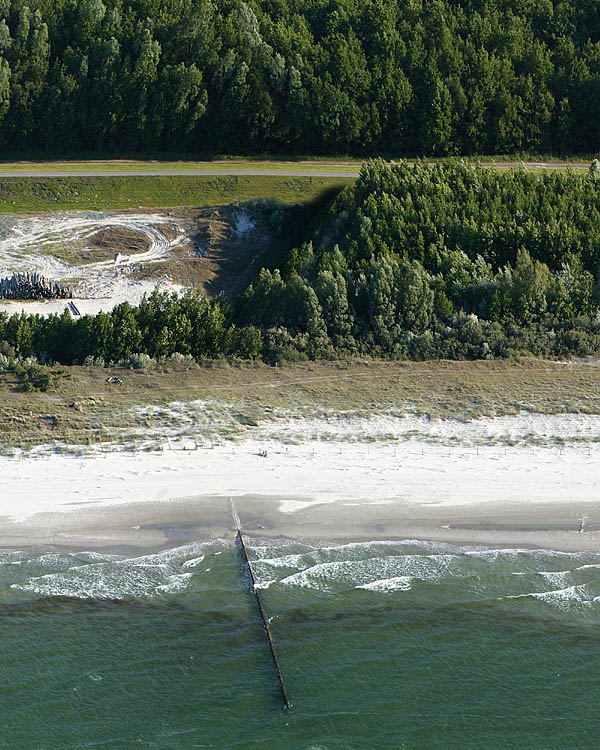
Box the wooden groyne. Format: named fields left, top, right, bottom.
left=231, top=500, right=291, bottom=710
left=0, top=272, right=72, bottom=300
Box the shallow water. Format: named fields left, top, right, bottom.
left=1, top=539, right=599, bottom=748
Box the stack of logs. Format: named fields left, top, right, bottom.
left=0, top=272, right=72, bottom=300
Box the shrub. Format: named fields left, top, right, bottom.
left=16, top=365, right=60, bottom=392
left=119, top=353, right=155, bottom=370
left=167, top=352, right=196, bottom=364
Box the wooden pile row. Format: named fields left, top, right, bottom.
left=0, top=272, right=72, bottom=300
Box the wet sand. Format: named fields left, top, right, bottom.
left=1, top=492, right=599, bottom=555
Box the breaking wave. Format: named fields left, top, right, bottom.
left=1, top=538, right=600, bottom=621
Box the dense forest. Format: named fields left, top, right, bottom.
left=5, top=161, right=600, bottom=367
left=0, top=0, right=599, bottom=155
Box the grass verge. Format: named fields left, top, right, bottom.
left=0, top=159, right=363, bottom=174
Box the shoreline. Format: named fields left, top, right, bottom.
left=1, top=491, right=599, bottom=557
left=2, top=412, right=600, bottom=555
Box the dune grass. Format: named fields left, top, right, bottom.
left=2, top=357, right=600, bottom=450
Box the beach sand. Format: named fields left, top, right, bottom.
left=3, top=412, right=600, bottom=553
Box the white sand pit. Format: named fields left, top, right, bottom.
left=0, top=211, right=187, bottom=315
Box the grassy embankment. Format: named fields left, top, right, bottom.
left=0, top=174, right=355, bottom=213
left=1, top=358, right=600, bottom=451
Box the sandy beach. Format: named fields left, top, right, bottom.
left=2, top=411, right=600, bottom=553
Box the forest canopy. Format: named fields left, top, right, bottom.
left=5, top=162, right=600, bottom=365
left=1, top=0, right=600, bottom=155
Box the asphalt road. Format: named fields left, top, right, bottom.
left=0, top=162, right=587, bottom=178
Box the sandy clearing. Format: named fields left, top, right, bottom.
left=0, top=212, right=184, bottom=274
left=0, top=280, right=181, bottom=317
left=0, top=211, right=187, bottom=314
left=0, top=206, right=263, bottom=315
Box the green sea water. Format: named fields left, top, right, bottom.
left=1, top=538, right=599, bottom=749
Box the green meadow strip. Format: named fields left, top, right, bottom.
left=0, top=175, right=355, bottom=213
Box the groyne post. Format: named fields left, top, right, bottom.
left=230, top=499, right=291, bottom=710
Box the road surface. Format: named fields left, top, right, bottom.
left=0, top=169, right=360, bottom=177
left=0, top=162, right=588, bottom=178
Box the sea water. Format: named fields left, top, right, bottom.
left=1, top=538, right=599, bottom=748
